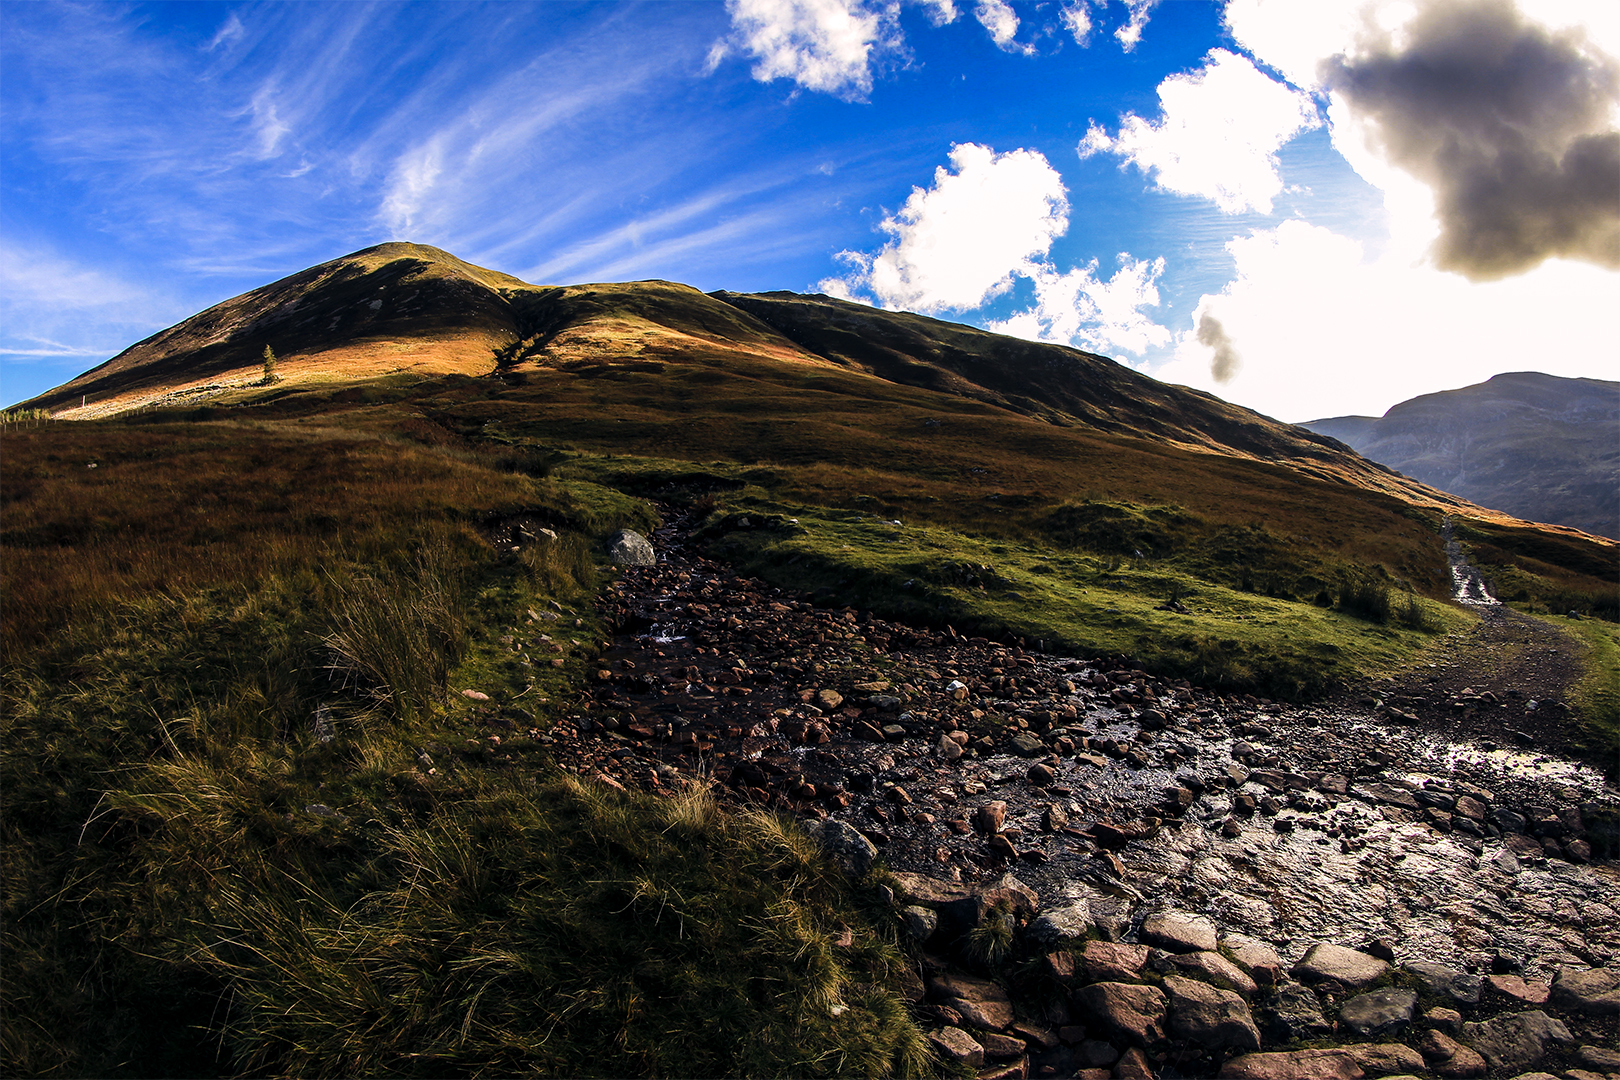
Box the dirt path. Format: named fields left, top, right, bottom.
left=1370, top=604, right=1591, bottom=750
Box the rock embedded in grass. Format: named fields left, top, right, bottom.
left=606, top=528, right=656, bottom=566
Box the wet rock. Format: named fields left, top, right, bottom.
left=803, top=819, right=877, bottom=876
left=1159, top=950, right=1259, bottom=996
left=1139, top=910, right=1218, bottom=953
left=975, top=801, right=1008, bottom=834
left=1162, top=974, right=1262, bottom=1052
left=607, top=529, right=656, bottom=566
left=1292, top=943, right=1388, bottom=989
left=1217, top=1049, right=1363, bottom=1079
left=1405, top=961, right=1482, bottom=1006
left=930, top=972, right=1016, bottom=1031
left=1261, top=980, right=1331, bottom=1041
left=1008, top=732, right=1046, bottom=757
left=1458, top=1010, right=1573, bottom=1072
left=928, top=1026, right=984, bottom=1067
left=1041, top=802, right=1068, bottom=832
left=1027, top=763, right=1057, bottom=787
left=1027, top=902, right=1092, bottom=947
left=935, top=733, right=963, bottom=760
left=1338, top=987, right=1417, bottom=1036
left=1549, top=965, right=1620, bottom=1014
left=1082, top=940, right=1150, bottom=983
left=1346, top=1042, right=1426, bottom=1077
left=1417, top=1029, right=1486, bottom=1078
left=1072, top=982, right=1167, bottom=1047
left=1223, top=934, right=1283, bottom=986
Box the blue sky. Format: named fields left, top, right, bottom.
left=3, top=0, right=1616, bottom=419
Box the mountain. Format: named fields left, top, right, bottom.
left=17, top=242, right=1616, bottom=636
left=1304, top=372, right=1620, bottom=539
left=23, top=243, right=1463, bottom=510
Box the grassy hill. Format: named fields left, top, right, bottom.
left=5, top=244, right=1616, bottom=1076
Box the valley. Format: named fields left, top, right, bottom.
left=3, top=243, right=1617, bottom=1078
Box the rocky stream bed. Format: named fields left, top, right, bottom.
left=480, top=510, right=1619, bottom=1079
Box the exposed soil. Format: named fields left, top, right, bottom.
left=1363, top=604, right=1593, bottom=755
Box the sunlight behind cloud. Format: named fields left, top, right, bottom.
left=1155, top=218, right=1618, bottom=422
left=1079, top=48, right=1321, bottom=214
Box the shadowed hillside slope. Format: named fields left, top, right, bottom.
left=16, top=243, right=1614, bottom=627
left=1305, top=372, right=1620, bottom=539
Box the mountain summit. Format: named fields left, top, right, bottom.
left=26, top=242, right=1469, bottom=517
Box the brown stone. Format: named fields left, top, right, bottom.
left=1217, top=1049, right=1364, bottom=1079
left=1549, top=965, right=1620, bottom=1015
left=1112, top=1047, right=1154, bottom=1078
left=1346, top=1042, right=1426, bottom=1076
left=1222, top=934, right=1284, bottom=986
left=1162, top=975, right=1261, bottom=1052
left=1485, top=973, right=1550, bottom=1004
left=975, top=801, right=1008, bottom=834
left=1161, top=950, right=1259, bottom=996
left=1291, top=942, right=1388, bottom=989
left=1082, top=940, right=1150, bottom=983
left=1140, top=910, right=1218, bottom=953
left=1072, top=982, right=1167, bottom=1047
left=930, top=972, right=1015, bottom=1031
left=1045, top=950, right=1076, bottom=983
left=927, top=1026, right=984, bottom=1067
left=977, top=1058, right=1028, bottom=1080
left=979, top=1031, right=1027, bottom=1059
left=1417, top=1029, right=1485, bottom=1078
left=815, top=689, right=844, bottom=710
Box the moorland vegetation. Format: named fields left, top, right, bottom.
left=4, top=243, right=1616, bottom=1076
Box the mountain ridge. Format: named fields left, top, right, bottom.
left=1305, top=371, right=1620, bottom=539
left=24, top=242, right=1484, bottom=524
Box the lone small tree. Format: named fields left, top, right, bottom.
left=261, top=345, right=279, bottom=384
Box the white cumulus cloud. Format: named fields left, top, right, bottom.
left=710, top=0, right=902, bottom=99
left=1060, top=2, right=1094, bottom=46
left=975, top=0, right=1032, bottom=54
left=826, top=142, right=1069, bottom=311
left=1078, top=48, right=1322, bottom=214
left=1114, top=0, right=1160, bottom=51
left=989, top=255, right=1171, bottom=356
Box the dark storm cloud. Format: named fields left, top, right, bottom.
left=1324, top=0, right=1620, bottom=280
left=1196, top=312, right=1240, bottom=383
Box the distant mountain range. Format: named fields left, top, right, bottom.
left=1304, top=373, right=1619, bottom=540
